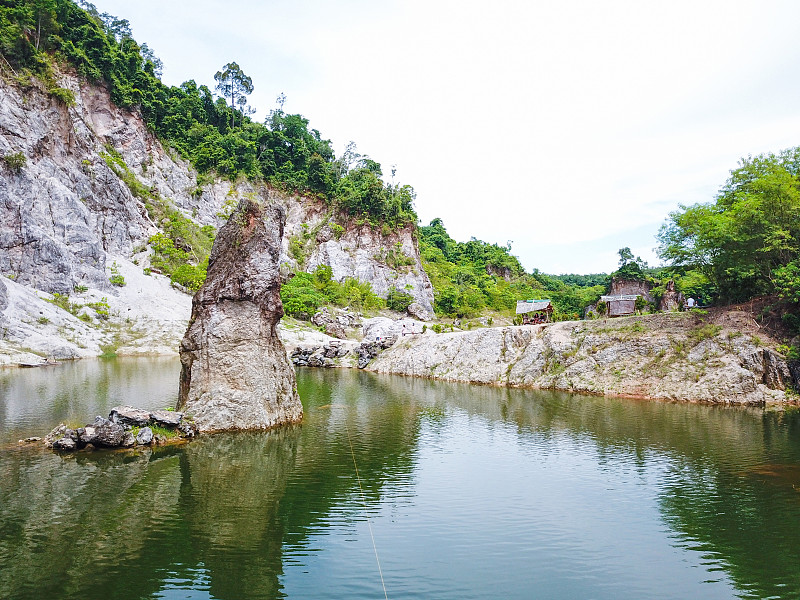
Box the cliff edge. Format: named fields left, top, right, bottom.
left=367, top=310, right=795, bottom=404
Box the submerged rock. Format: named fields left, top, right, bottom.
left=178, top=195, right=302, bottom=432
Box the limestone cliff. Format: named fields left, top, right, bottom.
left=279, top=194, right=435, bottom=316
left=0, top=72, right=433, bottom=360
left=178, top=195, right=301, bottom=432
left=367, top=310, right=795, bottom=404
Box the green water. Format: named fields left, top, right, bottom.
left=1, top=358, right=800, bottom=599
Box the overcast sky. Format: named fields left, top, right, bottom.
left=90, top=0, right=800, bottom=274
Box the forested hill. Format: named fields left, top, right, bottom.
left=0, top=0, right=416, bottom=229
left=0, top=0, right=613, bottom=321
left=2, top=0, right=799, bottom=344
left=657, top=149, right=800, bottom=344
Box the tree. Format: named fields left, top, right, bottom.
left=658, top=148, right=800, bottom=303
left=614, top=247, right=647, bottom=280
left=214, top=62, right=253, bottom=129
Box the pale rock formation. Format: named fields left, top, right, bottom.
left=278, top=194, right=435, bottom=315
left=367, top=312, right=795, bottom=404
left=0, top=73, right=437, bottom=361
left=178, top=196, right=301, bottom=432
left=362, top=316, right=429, bottom=341
left=659, top=280, right=685, bottom=312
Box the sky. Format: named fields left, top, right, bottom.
left=89, top=0, right=800, bottom=274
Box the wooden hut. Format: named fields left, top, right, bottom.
left=516, top=299, right=553, bottom=324
left=600, top=294, right=638, bottom=317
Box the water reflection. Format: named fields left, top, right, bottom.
left=0, top=363, right=799, bottom=598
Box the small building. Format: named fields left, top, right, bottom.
left=516, top=299, right=553, bottom=324
left=600, top=294, right=638, bottom=317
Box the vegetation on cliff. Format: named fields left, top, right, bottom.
left=418, top=218, right=605, bottom=319
left=0, top=0, right=416, bottom=230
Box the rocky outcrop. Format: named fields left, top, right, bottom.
left=178, top=196, right=301, bottom=432
left=44, top=405, right=197, bottom=452
left=659, top=279, right=684, bottom=311
left=608, top=276, right=654, bottom=302
left=279, top=195, right=435, bottom=316
left=367, top=312, right=793, bottom=404
left=0, top=73, right=438, bottom=362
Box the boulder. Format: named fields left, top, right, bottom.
left=43, top=424, right=68, bottom=448
left=52, top=436, right=77, bottom=451
left=311, top=307, right=332, bottom=328
left=324, top=321, right=347, bottom=339
left=407, top=302, right=432, bottom=322
left=150, top=409, right=182, bottom=428
left=90, top=417, right=125, bottom=447
left=121, top=432, right=136, bottom=448
left=109, top=405, right=151, bottom=427
left=136, top=427, right=154, bottom=445
left=178, top=195, right=302, bottom=432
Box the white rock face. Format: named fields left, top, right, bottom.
left=362, top=317, right=429, bottom=341
left=178, top=197, right=301, bottom=432
left=367, top=313, right=793, bottom=404
left=278, top=194, right=435, bottom=316
left=0, top=74, right=437, bottom=360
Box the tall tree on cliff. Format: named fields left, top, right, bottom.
left=214, top=61, right=253, bottom=129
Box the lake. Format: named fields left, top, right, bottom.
left=1, top=358, right=799, bottom=599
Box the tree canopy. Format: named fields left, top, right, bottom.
left=658, top=148, right=800, bottom=305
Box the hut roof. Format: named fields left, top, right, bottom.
left=516, top=299, right=552, bottom=314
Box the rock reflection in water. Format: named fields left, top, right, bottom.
left=1, top=365, right=800, bottom=599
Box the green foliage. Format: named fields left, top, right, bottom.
left=2, top=151, right=26, bottom=173
left=419, top=218, right=602, bottom=319
left=0, top=1, right=416, bottom=230
left=330, top=223, right=345, bottom=240
left=386, top=286, right=414, bottom=312
left=101, top=146, right=150, bottom=199
left=49, top=85, right=75, bottom=105
left=612, top=247, right=648, bottom=280
left=144, top=187, right=215, bottom=292
left=280, top=265, right=383, bottom=319
left=659, top=148, right=800, bottom=304
left=375, top=242, right=415, bottom=269
left=214, top=61, right=253, bottom=129
left=108, top=261, right=125, bottom=286
left=688, top=323, right=722, bottom=343
left=85, top=297, right=110, bottom=319
left=280, top=273, right=327, bottom=319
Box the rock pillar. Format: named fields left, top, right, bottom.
left=178, top=195, right=301, bottom=432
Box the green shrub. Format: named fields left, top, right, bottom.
left=109, top=261, right=125, bottom=287
left=281, top=273, right=327, bottom=319
left=386, top=286, right=414, bottom=312
left=2, top=152, right=26, bottom=173
left=49, top=86, right=75, bottom=106
left=171, top=260, right=207, bottom=291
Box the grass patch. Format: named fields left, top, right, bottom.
left=688, top=323, right=722, bottom=343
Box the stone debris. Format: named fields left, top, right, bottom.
left=44, top=406, right=197, bottom=452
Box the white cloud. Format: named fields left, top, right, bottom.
left=92, top=0, right=800, bottom=273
